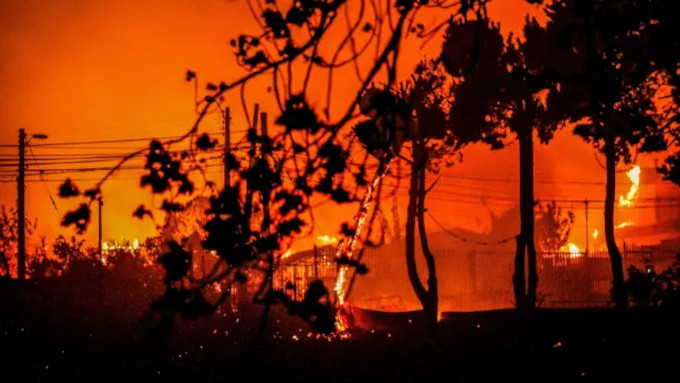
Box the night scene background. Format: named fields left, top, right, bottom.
left=2, top=0, right=680, bottom=381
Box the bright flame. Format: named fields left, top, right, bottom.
left=333, top=162, right=391, bottom=310
left=592, top=229, right=599, bottom=240
left=316, top=235, right=338, bottom=246
left=333, top=270, right=346, bottom=305
left=616, top=221, right=634, bottom=229
left=101, top=238, right=142, bottom=253
left=618, top=165, right=640, bottom=207
left=282, top=249, right=292, bottom=259
left=565, top=243, right=581, bottom=258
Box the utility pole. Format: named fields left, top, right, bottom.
left=584, top=199, right=589, bottom=256
left=223, top=107, right=231, bottom=188
left=16, top=129, right=47, bottom=279
left=98, top=197, right=103, bottom=260
left=17, top=129, right=26, bottom=280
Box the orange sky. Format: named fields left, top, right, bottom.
left=0, top=0, right=676, bottom=252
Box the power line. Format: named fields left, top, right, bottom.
left=27, top=130, right=245, bottom=147
left=426, top=210, right=518, bottom=245
left=28, top=146, right=61, bottom=218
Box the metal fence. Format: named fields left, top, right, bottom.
left=273, top=243, right=678, bottom=310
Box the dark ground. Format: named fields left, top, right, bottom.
left=1, top=272, right=679, bottom=382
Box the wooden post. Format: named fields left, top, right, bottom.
left=585, top=199, right=589, bottom=256
left=17, top=129, right=26, bottom=280
left=223, top=107, right=231, bottom=188
left=98, top=197, right=103, bottom=261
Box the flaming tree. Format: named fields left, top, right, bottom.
left=353, top=59, right=466, bottom=334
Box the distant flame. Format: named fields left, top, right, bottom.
left=563, top=243, right=581, bottom=258
left=616, top=221, right=634, bottom=229
left=316, top=235, right=338, bottom=246
left=618, top=165, right=640, bottom=208
left=102, top=238, right=142, bottom=253
left=592, top=229, right=599, bottom=240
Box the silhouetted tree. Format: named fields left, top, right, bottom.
left=625, top=254, right=680, bottom=309
left=0, top=204, right=37, bottom=278
left=28, top=236, right=60, bottom=278
left=645, top=1, right=680, bottom=185
left=58, top=0, right=491, bottom=334
left=533, top=0, right=668, bottom=308
left=535, top=201, right=575, bottom=252
left=52, top=235, right=86, bottom=265
left=441, top=16, right=559, bottom=309
left=355, top=60, right=461, bottom=334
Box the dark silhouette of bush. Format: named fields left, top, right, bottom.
left=625, top=254, right=680, bottom=308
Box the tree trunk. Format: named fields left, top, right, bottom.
left=0, top=250, right=9, bottom=278
left=405, top=144, right=426, bottom=303
left=604, top=136, right=627, bottom=309
left=514, top=119, right=538, bottom=309
left=513, top=234, right=526, bottom=309
left=405, top=139, right=437, bottom=335
left=416, top=149, right=439, bottom=335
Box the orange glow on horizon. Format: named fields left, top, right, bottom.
left=0, top=0, right=668, bottom=262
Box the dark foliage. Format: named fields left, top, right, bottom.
left=274, top=280, right=335, bottom=333
left=535, top=201, right=575, bottom=252
left=141, top=140, right=194, bottom=195
left=195, top=133, right=217, bottom=151
left=58, top=178, right=80, bottom=198
left=60, top=203, right=90, bottom=234
left=626, top=254, right=680, bottom=308
left=275, top=94, right=321, bottom=133
left=132, top=205, right=153, bottom=220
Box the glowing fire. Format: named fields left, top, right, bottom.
left=616, top=221, right=634, bottom=229
left=333, top=270, right=346, bottom=305
left=561, top=243, right=581, bottom=258
left=333, top=162, right=391, bottom=312
left=316, top=235, right=338, bottom=246
left=592, top=229, right=599, bottom=240
left=618, top=165, right=640, bottom=208
left=101, top=238, right=141, bottom=255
